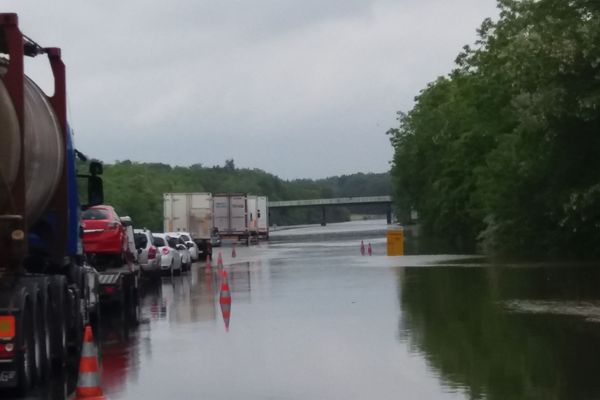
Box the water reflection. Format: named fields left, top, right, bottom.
left=99, top=310, right=140, bottom=396
left=398, top=266, right=600, bottom=400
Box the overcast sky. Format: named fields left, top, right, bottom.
left=6, top=1, right=498, bottom=179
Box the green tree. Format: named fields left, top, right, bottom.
left=389, top=0, right=600, bottom=258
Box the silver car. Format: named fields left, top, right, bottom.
left=134, top=228, right=162, bottom=278
left=152, top=233, right=182, bottom=275
left=167, top=232, right=199, bottom=261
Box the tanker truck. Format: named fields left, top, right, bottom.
left=0, top=14, right=102, bottom=393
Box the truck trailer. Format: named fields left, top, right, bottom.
left=212, top=193, right=252, bottom=244
left=257, top=196, right=269, bottom=239
left=163, top=193, right=214, bottom=260
left=0, top=15, right=102, bottom=393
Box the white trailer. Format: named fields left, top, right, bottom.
left=247, top=195, right=258, bottom=234
left=257, top=196, right=269, bottom=239
left=163, top=193, right=214, bottom=259
left=212, top=193, right=252, bottom=244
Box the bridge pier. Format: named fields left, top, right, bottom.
left=386, top=205, right=392, bottom=225
left=321, top=206, right=327, bottom=226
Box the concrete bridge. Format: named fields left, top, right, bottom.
left=269, top=196, right=393, bottom=226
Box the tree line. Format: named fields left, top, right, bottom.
left=389, top=0, right=600, bottom=258
left=91, top=160, right=391, bottom=232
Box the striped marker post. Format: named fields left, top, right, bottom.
left=75, top=325, right=106, bottom=400
left=219, top=271, right=232, bottom=331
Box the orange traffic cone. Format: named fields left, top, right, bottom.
left=368, top=243, right=372, bottom=256
left=75, top=325, right=106, bottom=400
left=217, top=252, right=223, bottom=267
left=219, top=271, right=232, bottom=331
left=360, top=240, right=365, bottom=256
left=231, top=243, right=237, bottom=258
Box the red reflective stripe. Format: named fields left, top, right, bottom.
left=79, top=356, right=99, bottom=373
left=76, top=386, right=104, bottom=397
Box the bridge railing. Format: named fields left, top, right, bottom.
left=268, top=196, right=392, bottom=208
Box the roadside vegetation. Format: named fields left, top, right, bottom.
left=98, top=159, right=391, bottom=232
left=389, top=0, right=600, bottom=258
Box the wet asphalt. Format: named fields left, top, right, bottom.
left=15, top=220, right=600, bottom=399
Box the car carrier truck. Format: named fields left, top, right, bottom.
left=0, top=14, right=102, bottom=393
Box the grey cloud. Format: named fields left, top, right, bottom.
left=5, top=0, right=498, bottom=179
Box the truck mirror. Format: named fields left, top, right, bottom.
left=89, top=160, right=103, bottom=175
left=88, top=176, right=104, bottom=206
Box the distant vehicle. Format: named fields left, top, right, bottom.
left=168, top=231, right=199, bottom=261
left=82, top=205, right=128, bottom=267
left=152, top=233, right=183, bottom=275
left=163, top=193, right=215, bottom=260
left=134, top=228, right=162, bottom=278
left=213, top=193, right=251, bottom=244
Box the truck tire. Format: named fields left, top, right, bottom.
left=48, top=276, right=68, bottom=368
left=30, top=277, right=52, bottom=382
left=67, top=285, right=83, bottom=354
left=22, top=280, right=44, bottom=386
left=14, top=285, right=35, bottom=395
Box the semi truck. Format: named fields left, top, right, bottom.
left=0, top=14, right=102, bottom=392
left=212, top=193, right=252, bottom=244
left=163, top=193, right=214, bottom=260
left=246, top=195, right=269, bottom=241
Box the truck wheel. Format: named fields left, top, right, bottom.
left=34, top=277, right=52, bottom=381
left=16, top=293, right=35, bottom=394
left=49, top=276, right=68, bottom=368
left=22, top=280, right=45, bottom=386
left=66, top=285, right=83, bottom=355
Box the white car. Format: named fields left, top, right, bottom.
left=152, top=233, right=182, bottom=275
left=174, top=235, right=192, bottom=271
left=167, top=231, right=200, bottom=261
left=134, top=228, right=162, bottom=278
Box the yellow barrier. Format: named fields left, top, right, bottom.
left=387, top=227, right=404, bottom=256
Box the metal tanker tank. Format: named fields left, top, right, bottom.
left=0, top=73, right=64, bottom=225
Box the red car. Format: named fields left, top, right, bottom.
left=82, top=205, right=127, bottom=256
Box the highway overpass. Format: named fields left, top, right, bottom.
left=269, top=196, right=393, bottom=226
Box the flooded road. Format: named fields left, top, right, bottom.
left=41, top=220, right=600, bottom=399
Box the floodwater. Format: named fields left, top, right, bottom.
left=29, top=220, right=600, bottom=399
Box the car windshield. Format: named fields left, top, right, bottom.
left=81, top=208, right=109, bottom=220
left=180, top=234, right=191, bottom=242
left=152, top=236, right=165, bottom=247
